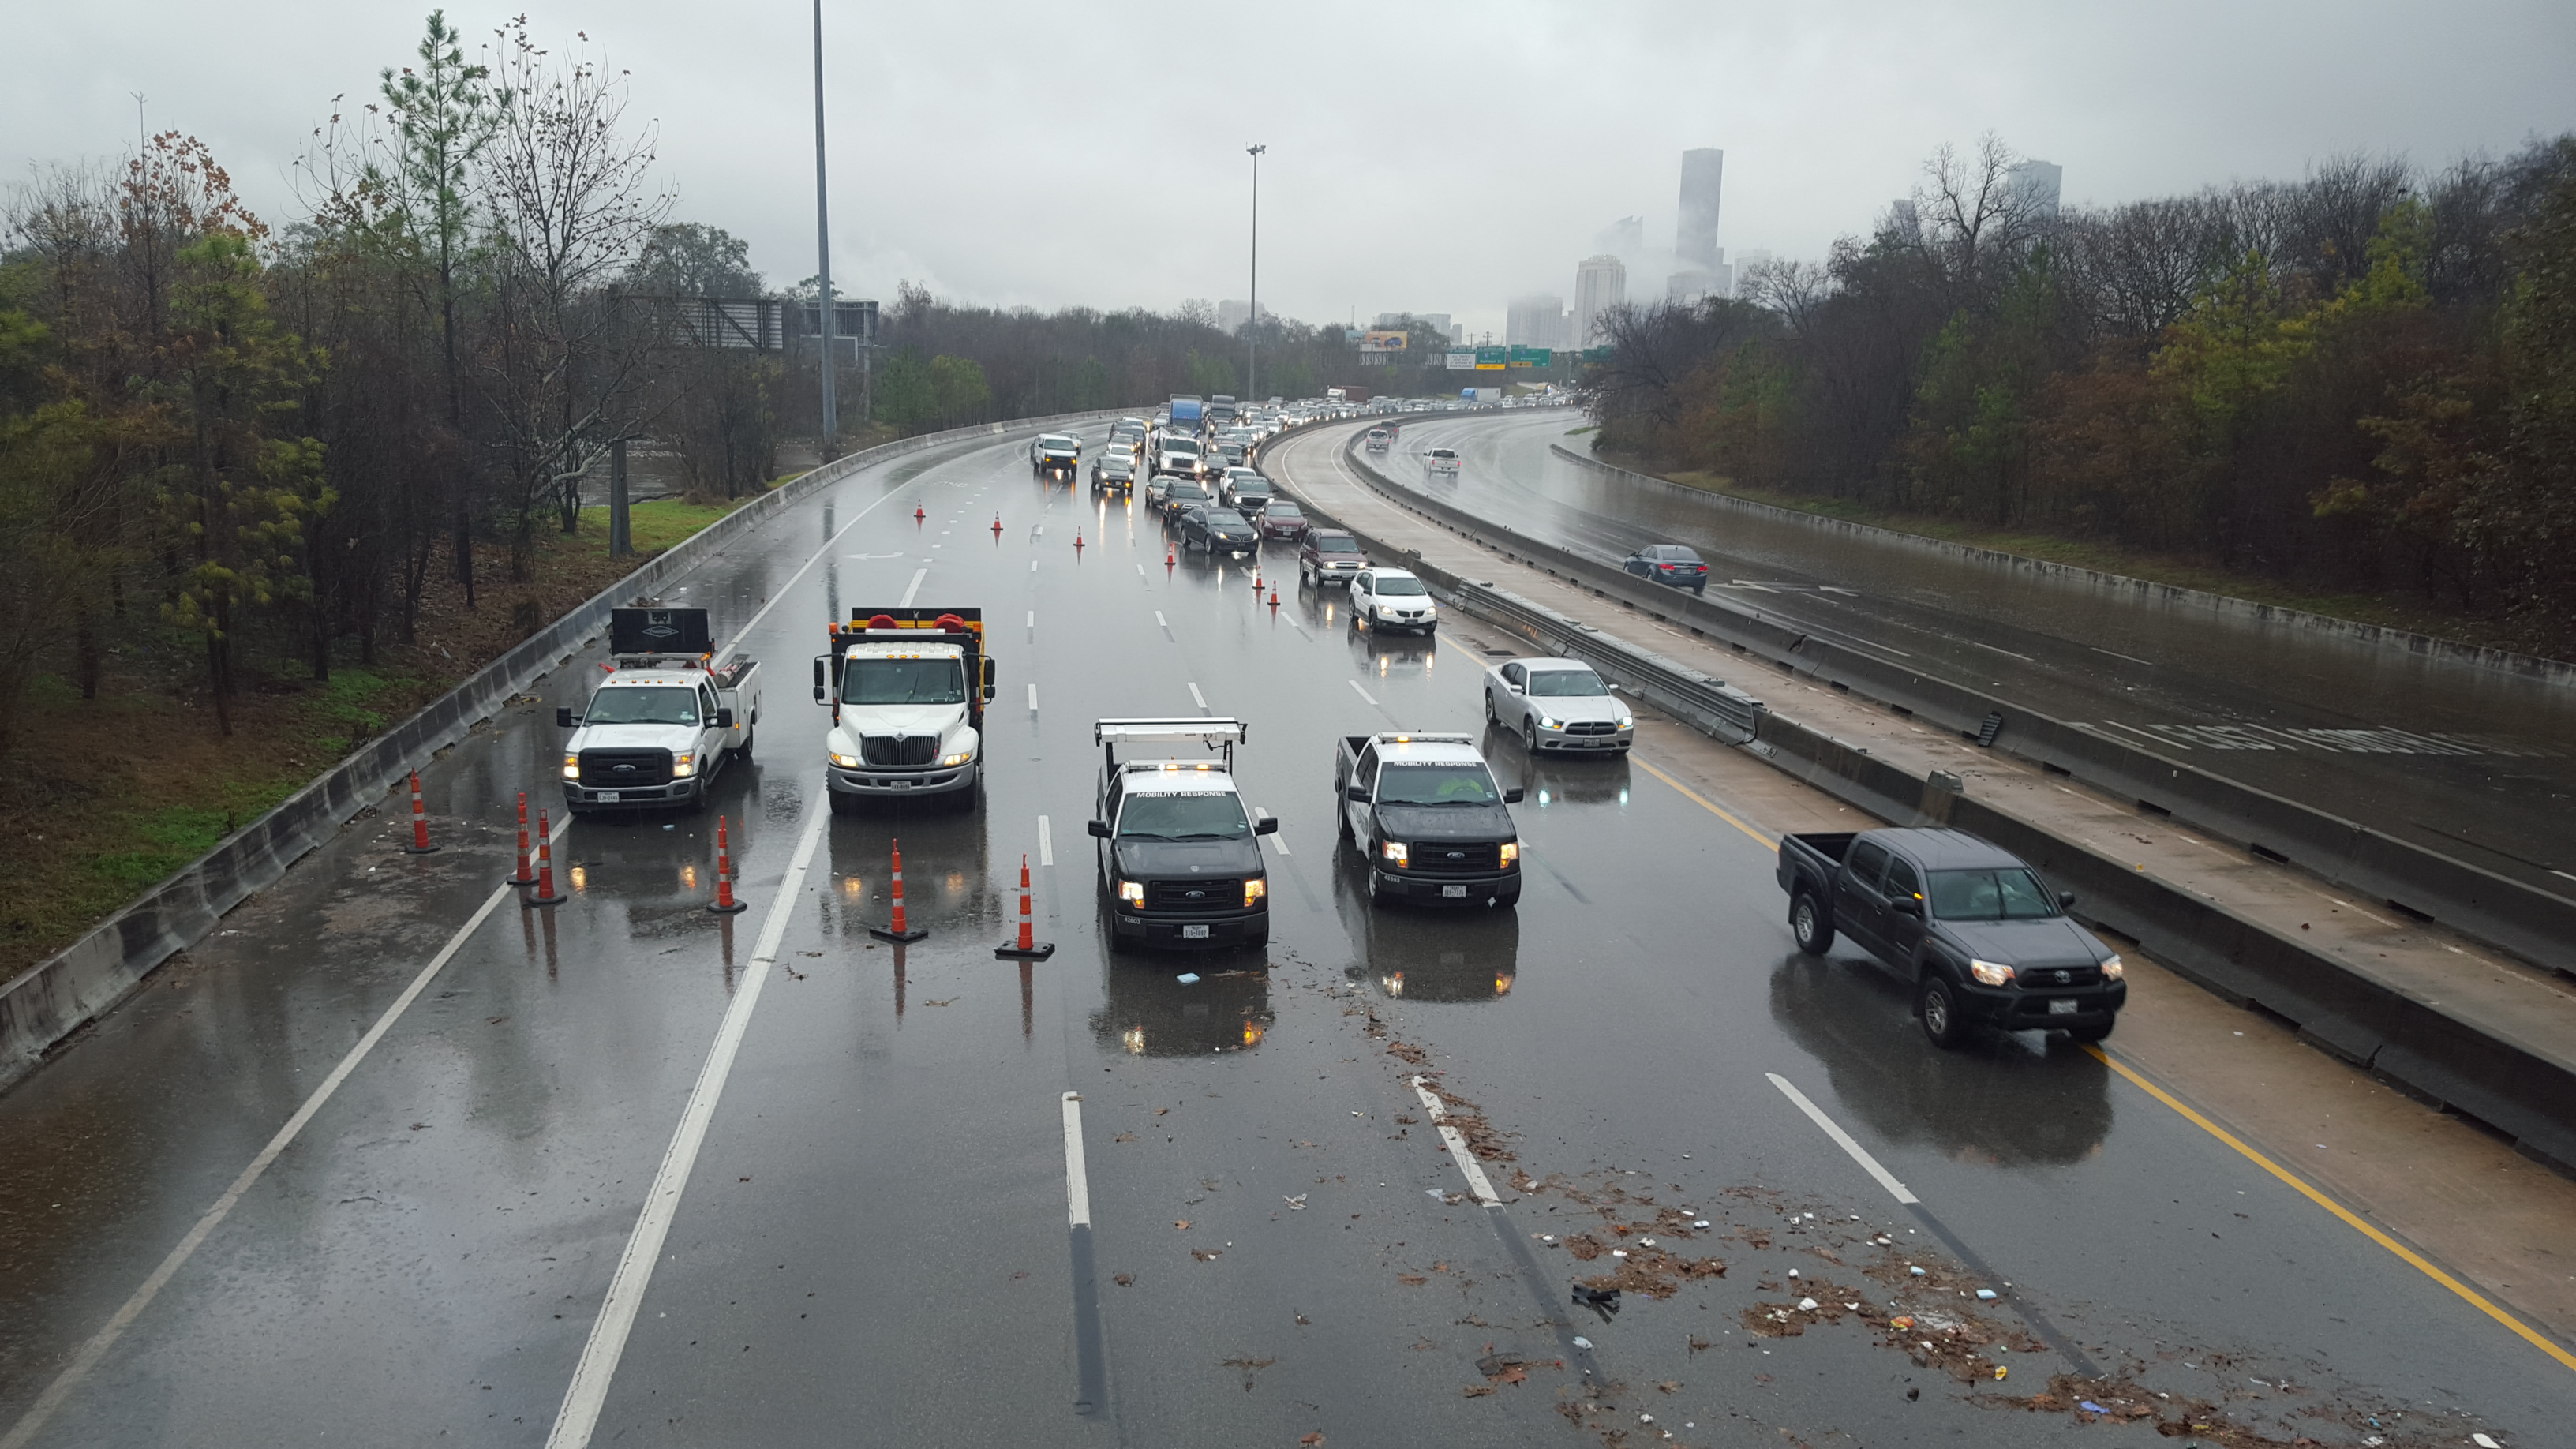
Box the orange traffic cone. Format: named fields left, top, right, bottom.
left=995, top=853, right=1056, bottom=960
left=527, top=810, right=567, bottom=906
left=402, top=769, right=440, bottom=854
left=706, top=814, right=747, bottom=915
left=915, top=505, right=925, bottom=522
left=506, top=791, right=537, bottom=885
left=1268, top=588, right=1280, bottom=611
left=1074, top=529, right=1084, bottom=551
left=991, top=513, right=1004, bottom=534
left=868, top=837, right=930, bottom=942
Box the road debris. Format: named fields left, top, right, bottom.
left=1284, top=1194, right=1307, bottom=1210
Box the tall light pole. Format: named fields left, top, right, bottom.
left=1245, top=144, right=1265, bottom=402
left=811, top=0, right=838, bottom=455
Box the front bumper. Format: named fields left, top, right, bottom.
left=1530, top=722, right=1634, bottom=752
left=1955, top=977, right=2128, bottom=1027
left=828, top=759, right=979, bottom=797
left=1374, top=867, right=1519, bottom=907
left=564, top=778, right=704, bottom=808
left=1361, top=612, right=1437, bottom=634
left=1110, top=904, right=1269, bottom=949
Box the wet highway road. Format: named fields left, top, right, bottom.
left=1368, top=410, right=2576, bottom=900
left=0, top=424, right=2564, bottom=1447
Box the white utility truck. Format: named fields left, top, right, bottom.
left=558, top=607, right=760, bottom=815
left=814, top=607, right=997, bottom=813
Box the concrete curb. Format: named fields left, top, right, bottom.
left=1274, top=419, right=2576, bottom=1175
left=1548, top=441, right=2576, bottom=688
left=0, top=407, right=1128, bottom=1092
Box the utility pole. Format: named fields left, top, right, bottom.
left=1246, top=144, right=1265, bottom=402
left=811, top=0, right=838, bottom=456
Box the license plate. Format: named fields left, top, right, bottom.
left=1442, top=884, right=1469, bottom=898
left=2048, top=998, right=2078, bottom=1015
left=596, top=792, right=620, bottom=803
left=1182, top=924, right=1211, bottom=939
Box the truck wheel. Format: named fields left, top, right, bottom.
left=2067, top=1020, right=2115, bottom=1044
left=1790, top=893, right=1834, bottom=954
left=828, top=791, right=856, bottom=817
left=1367, top=868, right=1395, bottom=905
left=1916, top=976, right=1965, bottom=1050
left=735, top=725, right=755, bottom=762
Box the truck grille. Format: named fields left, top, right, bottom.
left=859, top=735, right=940, bottom=767
left=2016, top=966, right=2104, bottom=990
left=1147, top=878, right=1241, bottom=912
left=1410, top=844, right=1500, bottom=874
left=579, top=749, right=673, bottom=787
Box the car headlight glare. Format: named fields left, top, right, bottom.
left=1538, top=716, right=1561, bottom=730
left=1117, top=879, right=1145, bottom=904
left=1969, top=958, right=2016, bottom=987
left=1380, top=840, right=1408, bottom=864
left=829, top=751, right=861, bottom=768
left=940, top=750, right=972, bottom=767
left=1244, top=878, right=1267, bottom=907
left=1617, top=716, right=1634, bottom=730
left=561, top=753, right=580, bottom=781
left=670, top=753, right=695, bottom=778
left=2099, top=953, right=2125, bottom=980
left=1500, top=841, right=1519, bottom=867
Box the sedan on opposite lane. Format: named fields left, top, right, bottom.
left=1483, top=657, right=1634, bottom=754
left=1623, top=543, right=1709, bottom=594
left=1176, top=506, right=1260, bottom=558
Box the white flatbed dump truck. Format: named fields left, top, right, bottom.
left=814, top=607, right=997, bottom=813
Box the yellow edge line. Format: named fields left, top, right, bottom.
left=2084, top=1043, right=2576, bottom=1374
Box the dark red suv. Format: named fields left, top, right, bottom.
left=1299, top=529, right=1365, bottom=586
left=1258, top=500, right=1311, bottom=541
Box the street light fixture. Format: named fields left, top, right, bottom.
left=1246, top=143, right=1265, bottom=402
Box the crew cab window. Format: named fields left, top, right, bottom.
left=1885, top=857, right=1923, bottom=904
left=1526, top=668, right=1608, bottom=697
left=841, top=657, right=966, bottom=706
left=1117, top=792, right=1251, bottom=841
left=586, top=686, right=699, bottom=724
left=698, top=685, right=721, bottom=720
left=1376, top=762, right=1501, bottom=805
left=1928, top=868, right=2060, bottom=920
left=1845, top=839, right=1891, bottom=891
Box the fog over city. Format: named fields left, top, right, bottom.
left=8, top=0, right=2574, bottom=338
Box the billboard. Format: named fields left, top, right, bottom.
left=1444, top=349, right=1477, bottom=371
left=1359, top=330, right=1410, bottom=354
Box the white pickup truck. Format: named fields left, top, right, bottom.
left=814, top=607, right=996, bottom=813
left=558, top=608, right=760, bottom=815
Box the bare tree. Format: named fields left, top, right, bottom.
left=1911, top=133, right=2052, bottom=304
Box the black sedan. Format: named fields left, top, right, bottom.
left=1623, top=543, right=1709, bottom=594
left=1176, top=506, right=1260, bottom=558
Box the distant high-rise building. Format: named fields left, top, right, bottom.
left=1217, top=299, right=1271, bottom=334
left=1596, top=215, right=1646, bottom=259
left=2008, top=159, right=2063, bottom=218
left=1887, top=198, right=1919, bottom=238
left=1574, top=255, right=1627, bottom=348
left=1507, top=295, right=1568, bottom=350
left=1676, top=148, right=1724, bottom=272
left=1735, top=247, right=1773, bottom=273
left=1447, top=323, right=1465, bottom=345
left=1665, top=262, right=1730, bottom=306
left=1372, top=311, right=1451, bottom=336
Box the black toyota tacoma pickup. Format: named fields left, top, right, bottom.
left=1777, top=828, right=2125, bottom=1047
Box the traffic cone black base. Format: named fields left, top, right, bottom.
left=994, top=941, right=1056, bottom=960
left=870, top=924, right=930, bottom=943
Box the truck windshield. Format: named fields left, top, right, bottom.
left=1118, top=792, right=1251, bottom=841
left=1043, top=437, right=1076, bottom=451
left=842, top=657, right=966, bottom=706
left=1927, top=868, right=2060, bottom=920
left=1314, top=536, right=1359, bottom=554
left=585, top=686, right=700, bottom=724
left=1376, top=763, right=1500, bottom=805
left=1527, top=669, right=1608, bottom=697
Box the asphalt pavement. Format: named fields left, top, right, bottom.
left=0, top=423, right=2563, bottom=1448
left=1378, top=410, right=2576, bottom=902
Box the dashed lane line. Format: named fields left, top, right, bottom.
left=545, top=796, right=832, bottom=1448
left=1346, top=680, right=1378, bottom=706
left=1028, top=683, right=1039, bottom=714
left=1410, top=1076, right=1501, bottom=1207
left=1188, top=681, right=1208, bottom=713
left=900, top=567, right=927, bottom=608
left=1768, top=1073, right=1917, bottom=1204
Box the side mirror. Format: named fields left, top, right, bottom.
left=1503, top=787, right=1526, bottom=804
left=1087, top=819, right=1111, bottom=839
left=1344, top=784, right=1372, bottom=803
left=556, top=707, right=577, bottom=728
left=1507, top=682, right=1524, bottom=695
left=2058, top=892, right=2079, bottom=910
left=1255, top=816, right=1279, bottom=836
left=1890, top=897, right=1923, bottom=918
left=812, top=653, right=832, bottom=705
left=982, top=657, right=998, bottom=691
left=716, top=708, right=735, bottom=729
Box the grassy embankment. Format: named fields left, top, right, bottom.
left=0, top=490, right=777, bottom=986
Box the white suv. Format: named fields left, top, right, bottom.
left=1350, top=568, right=1438, bottom=636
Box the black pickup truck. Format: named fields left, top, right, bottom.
left=1777, top=828, right=2125, bottom=1048
left=1335, top=732, right=1524, bottom=908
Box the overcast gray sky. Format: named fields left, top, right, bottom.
left=10, top=1, right=2574, bottom=339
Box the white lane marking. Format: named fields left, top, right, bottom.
left=545, top=799, right=831, bottom=1449
left=716, top=485, right=912, bottom=663
left=2091, top=645, right=2153, bottom=666
left=899, top=568, right=927, bottom=608
left=1726, top=579, right=1778, bottom=593
left=1062, top=1093, right=1092, bottom=1228
left=1, top=814, right=575, bottom=1449
left=1028, top=683, right=1039, bottom=713
left=1027, top=610, right=1035, bottom=629
left=1347, top=680, right=1379, bottom=706
left=1767, top=1073, right=1919, bottom=1204
left=1155, top=611, right=1168, bottom=628
left=1135, top=564, right=1145, bottom=577
left=1818, top=586, right=1859, bottom=597
left=1037, top=815, right=1054, bottom=868
left=1187, top=682, right=1208, bottom=710
left=1410, top=1076, right=1500, bottom=1207
left=1030, top=559, right=1039, bottom=573
left=1252, top=808, right=1290, bottom=856
left=1963, top=638, right=2035, bottom=662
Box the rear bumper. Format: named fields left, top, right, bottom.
left=1954, top=978, right=2128, bottom=1026
left=1110, top=904, right=1268, bottom=948
left=1376, top=868, right=1519, bottom=907
left=828, top=760, right=979, bottom=796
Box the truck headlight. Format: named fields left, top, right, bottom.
left=1117, top=879, right=1145, bottom=904
left=1244, top=878, right=1267, bottom=907
left=2099, top=954, right=2125, bottom=980
left=1969, top=959, right=2016, bottom=987
left=829, top=751, right=861, bottom=768
left=670, top=753, right=695, bottom=778
left=1499, top=841, right=1519, bottom=867
left=561, top=753, right=579, bottom=781
left=1380, top=840, right=1408, bottom=864
left=940, top=750, right=972, bottom=767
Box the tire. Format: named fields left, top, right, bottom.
left=2067, top=1020, right=2115, bottom=1044
left=1367, top=867, right=1395, bottom=906
left=1522, top=718, right=1539, bottom=754
left=1335, top=799, right=1354, bottom=841
left=1484, top=691, right=1498, bottom=724
left=1789, top=892, right=1834, bottom=954
left=735, top=724, right=754, bottom=762
left=1917, top=976, right=1965, bottom=1050
left=827, top=790, right=857, bottom=817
